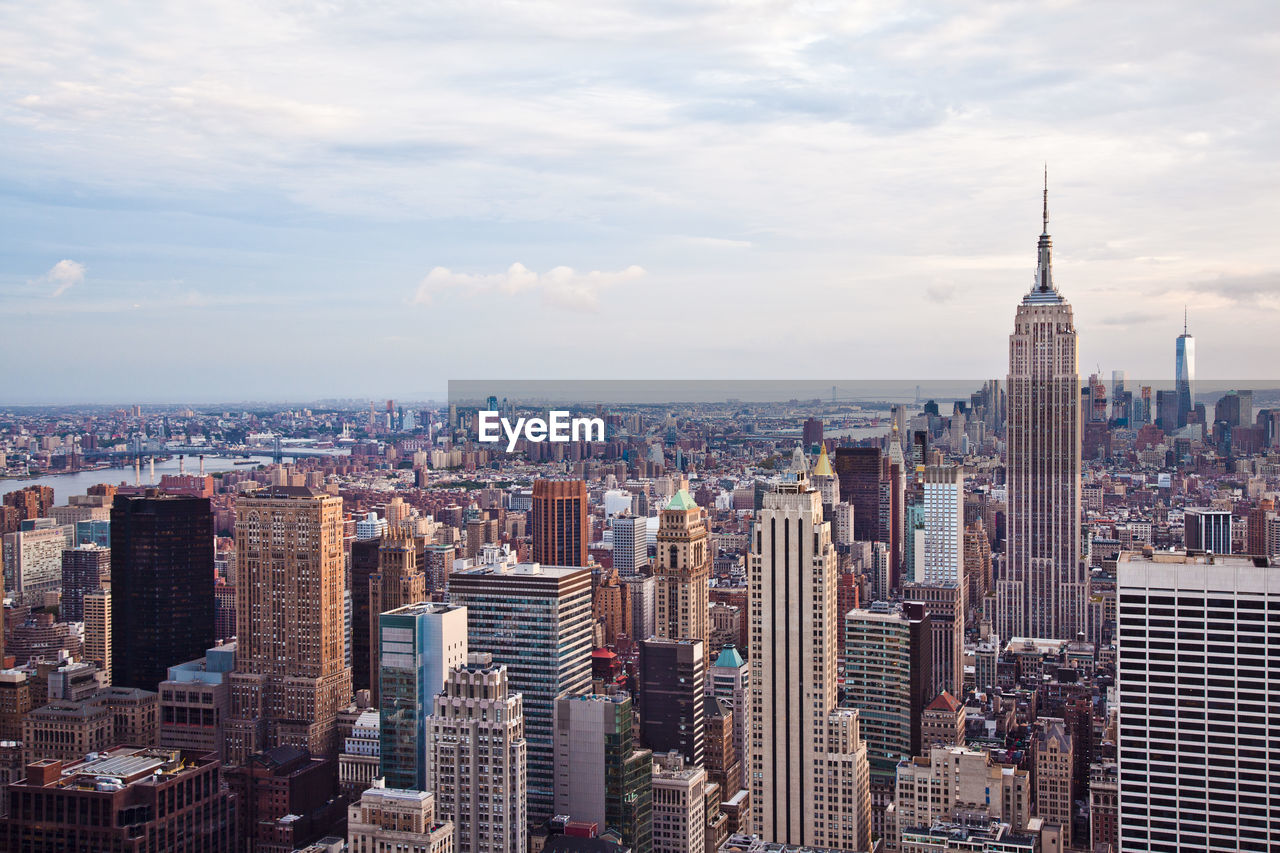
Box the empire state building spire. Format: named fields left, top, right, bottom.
left=1036, top=165, right=1054, bottom=293
left=1026, top=166, right=1061, bottom=303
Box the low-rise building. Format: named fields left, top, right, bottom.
left=347, top=779, right=455, bottom=853
left=0, top=747, right=235, bottom=851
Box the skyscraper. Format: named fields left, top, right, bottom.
left=638, top=637, right=705, bottom=767
left=999, top=178, right=1083, bottom=642
left=843, top=601, right=933, bottom=771
left=706, top=645, right=749, bottom=793
left=1176, top=310, right=1195, bottom=428
left=833, top=447, right=882, bottom=544
left=84, top=588, right=112, bottom=683
left=60, top=543, right=109, bottom=622
left=378, top=603, right=467, bottom=792
left=110, top=494, right=215, bottom=692
left=448, top=561, right=593, bottom=821
left=531, top=479, right=589, bottom=567
left=553, top=693, right=653, bottom=852
left=368, top=531, right=428, bottom=704
left=920, top=466, right=964, bottom=588
left=349, top=536, right=381, bottom=695
left=612, top=514, right=650, bottom=578
left=427, top=652, right=527, bottom=853
left=1117, top=551, right=1278, bottom=852
left=749, top=449, right=871, bottom=849
left=226, top=486, right=351, bottom=763
left=654, top=489, right=710, bottom=645
left=1183, top=508, right=1232, bottom=555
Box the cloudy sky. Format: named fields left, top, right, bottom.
left=2, top=1, right=1278, bottom=403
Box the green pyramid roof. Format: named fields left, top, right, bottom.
left=713, top=646, right=745, bottom=668
left=666, top=489, right=697, bottom=511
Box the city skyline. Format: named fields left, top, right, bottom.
left=3, top=3, right=1280, bottom=401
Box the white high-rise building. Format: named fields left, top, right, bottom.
left=1117, top=551, right=1279, bottom=852
left=355, top=511, right=389, bottom=541
left=921, top=466, right=965, bottom=587
left=428, top=652, right=527, bottom=853
left=999, top=178, right=1083, bottom=642
left=612, top=515, right=650, bottom=578
left=749, top=448, right=871, bottom=850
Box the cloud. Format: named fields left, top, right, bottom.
left=32, top=260, right=86, bottom=297
left=1180, top=272, right=1280, bottom=306
left=1098, top=310, right=1160, bottom=327
left=926, top=282, right=956, bottom=303
left=413, top=262, right=645, bottom=311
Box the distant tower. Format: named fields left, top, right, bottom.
left=1176, top=308, right=1195, bottom=428
left=998, top=172, right=1084, bottom=642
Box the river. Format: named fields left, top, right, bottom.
left=1, top=455, right=277, bottom=504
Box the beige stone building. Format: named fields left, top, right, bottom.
left=347, top=780, right=455, bottom=853
left=890, top=745, right=1031, bottom=850
left=22, top=699, right=113, bottom=764
left=651, top=751, right=707, bottom=853
left=83, top=588, right=112, bottom=684
left=337, top=708, right=381, bottom=801
left=226, top=486, right=352, bottom=763
left=749, top=450, right=871, bottom=850
left=427, top=653, right=526, bottom=853
left=998, top=192, right=1083, bottom=642
left=1034, top=719, right=1073, bottom=846
left=654, top=489, right=710, bottom=645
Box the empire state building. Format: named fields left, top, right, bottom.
left=997, top=177, right=1084, bottom=641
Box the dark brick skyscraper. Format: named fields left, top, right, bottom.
left=833, top=447, right=882, bottom=542
left=531, top=479, right=588, bottom=566
left=110, top=494, right=215, bottom=691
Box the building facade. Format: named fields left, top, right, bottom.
left=999, top=190, right=1083, bottom=642
left=1117, top=551, right=1278, bottom=852
left=531, top=479, right=589, bottom=567
left=428, top=653, right=527, bottom=853
left=111, top=494, right=216, bottom=692
left=447, top=561, right=592, bottom=821
left=553, top=693, right=653, bottom=853
left=638, top=637, right=705, bottom=767
left=748, top=450, right=871, bottom=849
left=654, top=489, right=711, bottom=645
left=226, top=487, right=352, bottom=764
left=379, top=603, right=467, bottom=792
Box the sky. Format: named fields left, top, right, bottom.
left=2, top=1, right=1278, bottom=404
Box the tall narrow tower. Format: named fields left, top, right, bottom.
left=749, top=448, right=870, bottom=849
left=1175, top=309, right=1195, bottom=428
left=998, top=174, right=1084, bottom=642
left=654, top=489, right=710, bottom=645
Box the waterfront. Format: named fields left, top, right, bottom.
left=1, top=455, right=277, bottom=504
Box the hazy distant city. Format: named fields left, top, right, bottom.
left=4, top=3, right=1279, bottom=853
